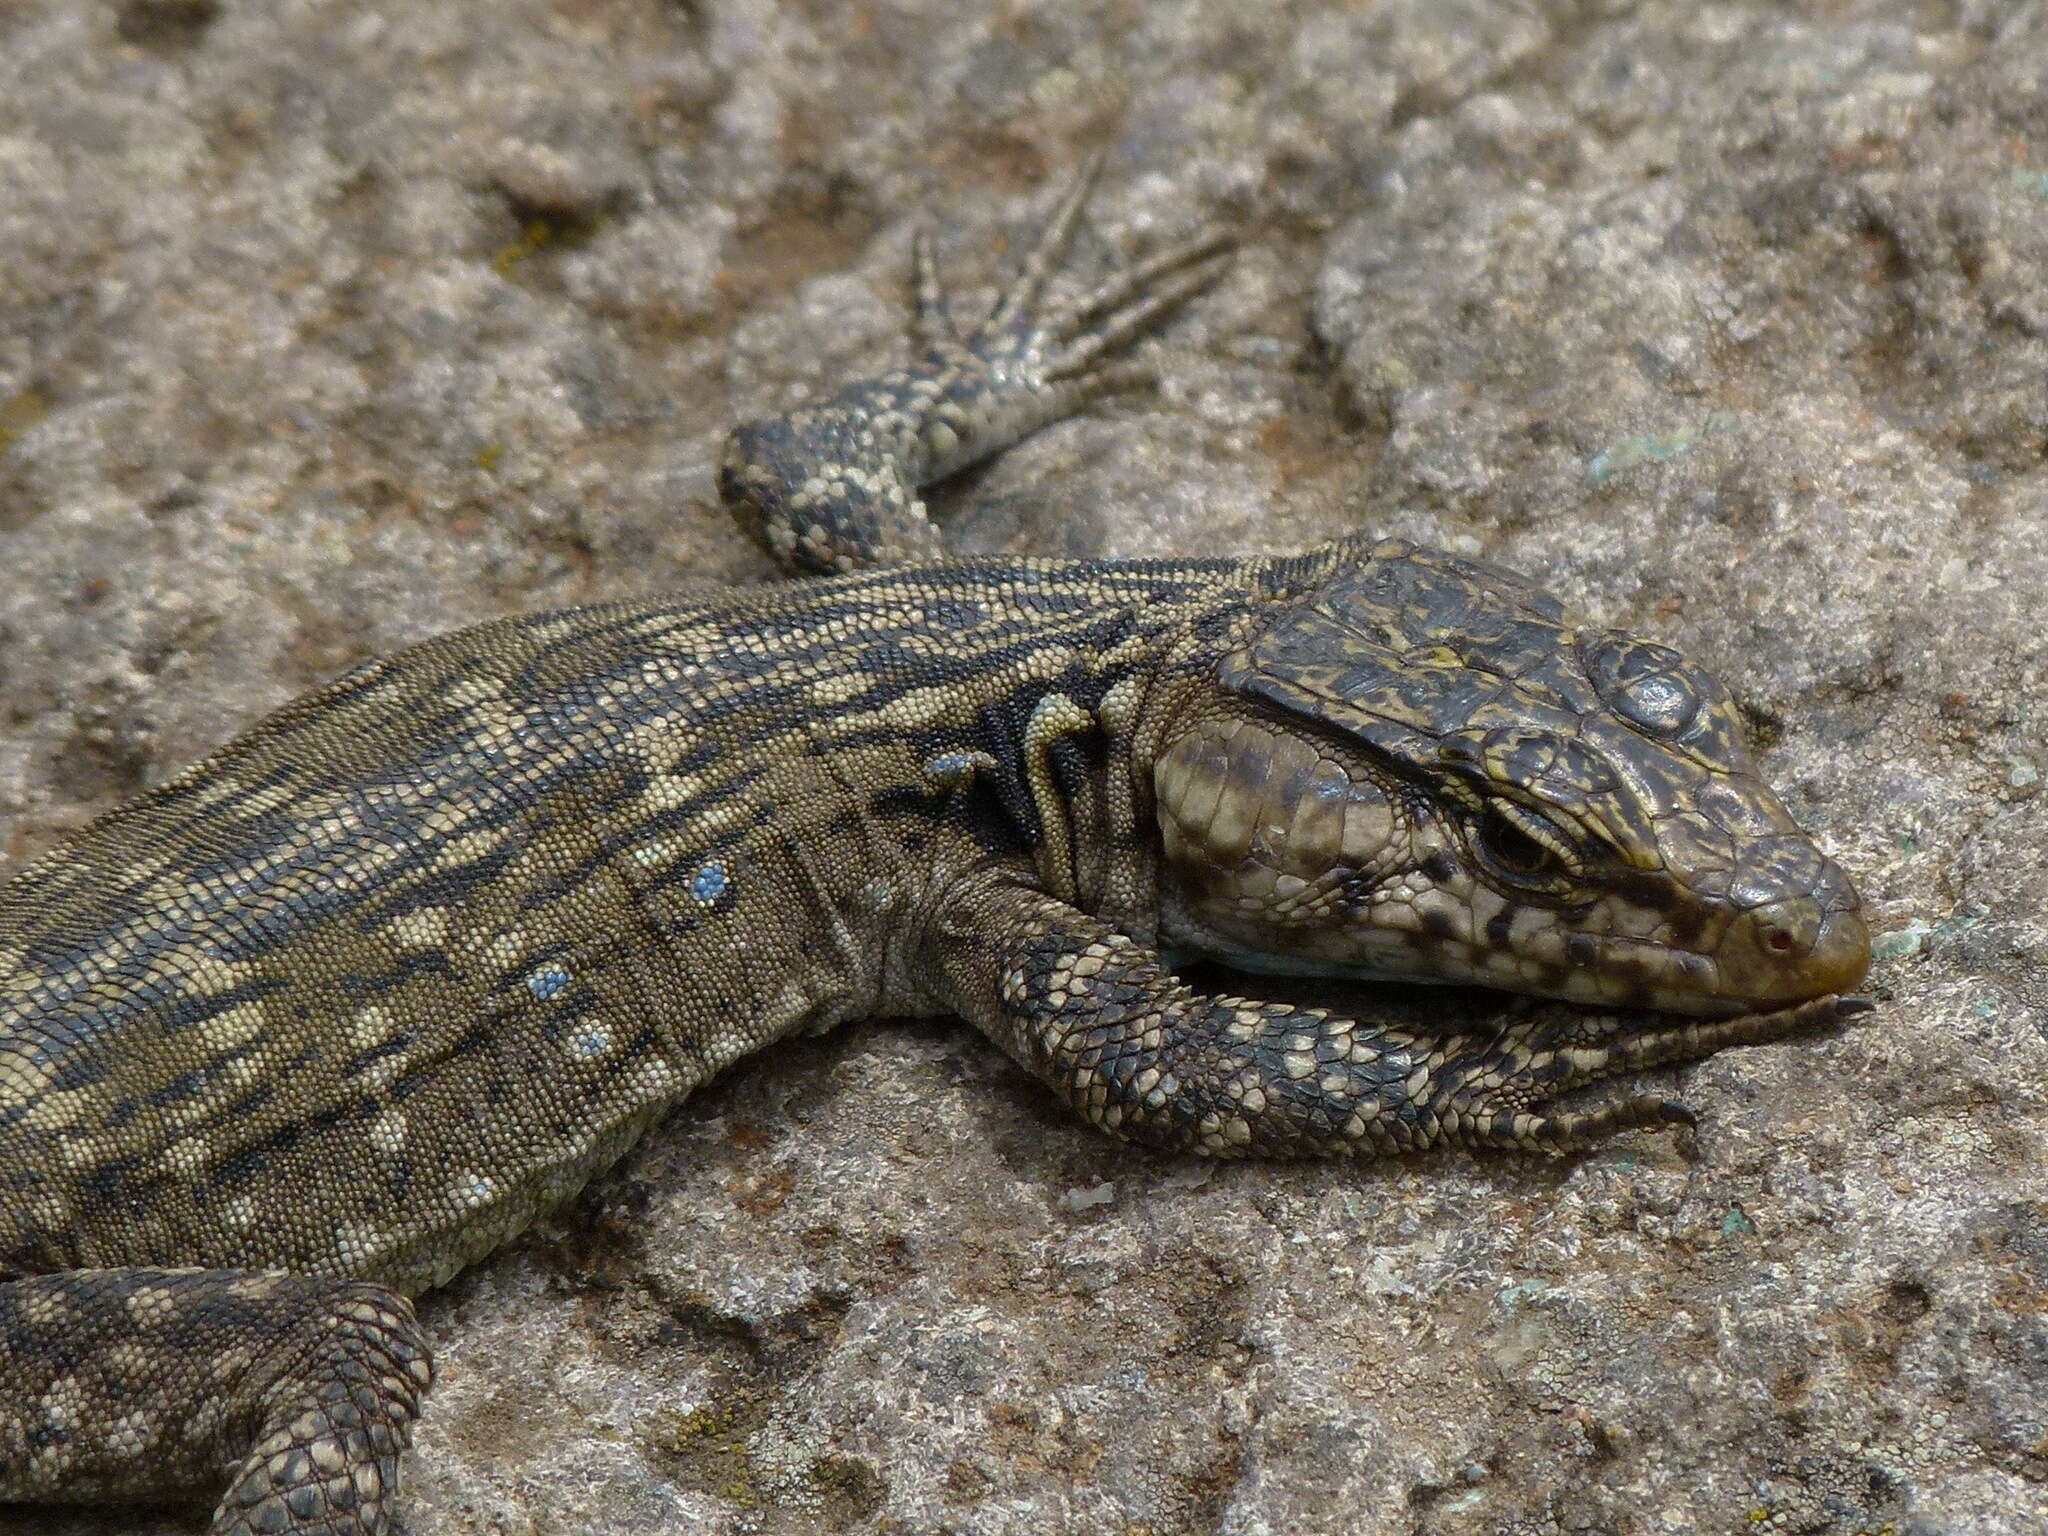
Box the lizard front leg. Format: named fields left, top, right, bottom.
left=720, top=157, right=1232, bottom=574
left=923, top=876, right=1864, bottom=1157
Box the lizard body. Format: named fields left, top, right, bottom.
left=0, top=166, right=1868, bottom=1534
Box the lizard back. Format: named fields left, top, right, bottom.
left=0, top=555, right=1231, bottom=1294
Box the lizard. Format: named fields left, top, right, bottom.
left=0, top=161, right=1870, bottom=1535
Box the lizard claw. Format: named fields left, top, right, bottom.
left=1488, top=1091, right=1691, bottom=1149
left=1654, top=1097, right=1699, bottom=1128
left=909, top=221, right=957, bottom=349
left=981, top=151, right=1107, bottom=333
left=1439, top=988, right=1859, bottom=1153
left=940, top=161, right=1232, bottom=409
left=1040, top=231, right=1236, bottom=386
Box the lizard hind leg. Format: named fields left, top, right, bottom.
left=720, top=157, right=1234, bottom=575
left=0, top=1268, right=431, bottom=1536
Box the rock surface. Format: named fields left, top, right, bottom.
left=2, top=1, right=2043, bottom=1533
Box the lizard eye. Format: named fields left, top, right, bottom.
left=1474, top=805, right=1573, bottom=885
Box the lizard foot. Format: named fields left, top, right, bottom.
left=723, top=155, right=1233, bottom=573
left=906, top=153, right=1236, bottom=470
left=1441, top=993, right=1870, bottom=1151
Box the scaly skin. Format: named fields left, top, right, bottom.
left=0, top=165, right=1867, bottom=1534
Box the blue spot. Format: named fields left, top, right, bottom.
left=527, top=964, right=572, bottom=1001
left=690, top=861, right=729, bottom=904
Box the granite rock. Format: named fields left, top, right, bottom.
left=1, top=1, right=2042, bottom=1533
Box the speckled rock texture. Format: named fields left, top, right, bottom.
left=2, top=1, right=2042, bottom=1533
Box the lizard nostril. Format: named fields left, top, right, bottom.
left=1739, top=901, right=1871, bottom=1003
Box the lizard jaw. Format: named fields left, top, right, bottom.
left=1152, top=710, right=1870, bottom=1016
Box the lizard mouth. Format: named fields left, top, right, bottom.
left=1184, top=913, right=1870, bottom=1019
left=1440, top=899, right=1871, bottom=1017
left=1559, top=876, right=1872, bottom=1017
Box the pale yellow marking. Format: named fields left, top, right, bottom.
left=19, top=1189, right=71, bottom=1235
left=242, top=780, right=298, bottom=815
left=632, top=614, right=720, bottom=648
left=335, top=1221, right=390, bottom=1270
left=419, top=803, right=477, bottom=839
left=1097, top=675, right=1142, bottom=735
left=481, top=928, right=529, bottom=968
left=336, top=840, right=411, bottom=880
left=384, top=908, right=451, bottom=950
left=521, top=613, right=584, bottom=642
left=9, top=1053, right=92, bottom=1135
left=450, top=718, right=523, bottom=761
left=808, top=677, right=967, bottom=736
left=807, top=671, right=870, bottom=708
left=196, top=1001, right=273, bottom=1062
left=163, top=1134, right=211, bottom=1177
left=635, top=1056, right=681, bottom=1096
left=642, top=771, right=708, bottom=810
left=442, top=672, right=506, bottom=708
left=39, top=1374, right=94, bottom=1432
left=158, top=951, right=244, bottom=999
left=434, top=827, right=510, bottom=871
left=349, top=1004, right=398, bottom=1050
left=183, top=774, right=260, bottom=812
left=691, top=798, right=755, bottom=837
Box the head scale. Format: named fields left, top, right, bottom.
left=1153, top=540, right=1867, bottom=1015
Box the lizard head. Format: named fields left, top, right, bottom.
left=1151, top=540, right=1868, bottom=1017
